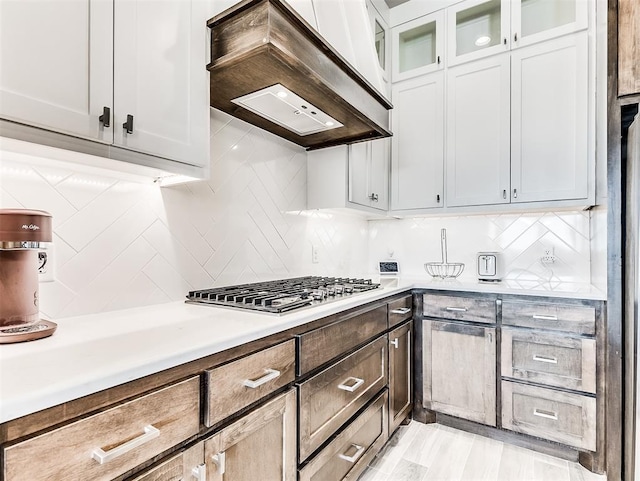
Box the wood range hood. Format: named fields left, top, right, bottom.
left=206, top=0, right=393, bottom=150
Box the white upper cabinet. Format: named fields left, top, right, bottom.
left=307, top=140, right=389, bottom=214
left=0, top=0, right=209, bottom=171
left=447, top=0, right=511, bottom=66
left=392, top=11, right=444, bottom=82
left=511, top=32, right=589, bottom=203
left=0, top=0, right=113, bottom=143
left=367, top=0, right=392, bottom=97
left=512, top=0, right=588, bottom=48
left=445, top=54, right=510, bottom=207
left=113, top=0, right=209, bottom=166
left=391, top=72, right=444, bottom=211
left=447, top=0, right=588, bottom=66
left=349, top=139, right=390, bottom=210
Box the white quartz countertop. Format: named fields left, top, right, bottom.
left=0, top=278, right=605, bottom=424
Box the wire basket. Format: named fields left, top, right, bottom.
left=424, top=228, right=465, bottom=279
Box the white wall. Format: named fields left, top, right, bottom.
left=0, top=110, right=369, bottom=319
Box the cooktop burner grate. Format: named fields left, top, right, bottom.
left=186, top=276, right=379, bottom=314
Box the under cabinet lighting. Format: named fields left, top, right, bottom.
left=156, top=174, right=201, bottom=187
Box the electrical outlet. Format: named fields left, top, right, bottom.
left=311, top=245, right=319, bottom=264
left=540, top=247, right=556, bottom=264
left=38, top=247, right=55, bottom=282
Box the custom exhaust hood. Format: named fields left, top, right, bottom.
left=206, top=0, right=392, bottom=150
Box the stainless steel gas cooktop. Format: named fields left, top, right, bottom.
left=186, top=276, right=379, bottom=314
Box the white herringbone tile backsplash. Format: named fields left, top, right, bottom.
left=0, top=109, right=600, bottom=319
left=368, top=211, right=597, bottom=290
left=0, top=110, right=369, bottom=319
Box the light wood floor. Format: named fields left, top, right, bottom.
left=358, top=422, right=607, bottom=481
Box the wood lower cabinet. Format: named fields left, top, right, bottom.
left=3, top=377, right=200, bottom=481
left=299, top=391, right=388, bottom=481
left=298, top=336, right=387, bottom=461
left=129, top=443, right=205, bottom=481
left=389, top=321, right=413, bottom=434
left=423, top=319, right=496, bottom=426
left=502, top=381, right=596, bottom=451
left=204, top=389, right=297, bottom=481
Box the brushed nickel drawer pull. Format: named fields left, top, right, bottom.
left=533, top=408, right=558, bottom=421
left=211, top=452, right=226, bottom=474
left=532, top=314, right=558, bottom=321
left=243, top=368, right=281, bottom=388
left=338, top=443, right=365, bottom=463
left=533, top=354, right=558, bottom=364
left=446, top=307, right=467, bottom=312
left=338, top=376, right=365, bottom=392
left=192, top=463, right=207, bottom=480
left=390, top=338, right=399, bottom=348
left=91, top=425, right=160, bottom=464
left=391, top=307, right=411, bottom=315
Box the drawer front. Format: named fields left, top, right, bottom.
left=130, top=443, right=204, bottom=481
left=422, top=294, right=496, bottom=323
left=299, top=391, right=388, bottom=481
left=502, top=329, right=596, bottom=393
left=297, top=303, right=387, bottom=376
left=205, top=339, right=295, bottom=427
left=502, top=301, right=595, bottom=335
left=501, top=381, right=596, bottom=451
left=388, top=295, right=413, bottom=328
left=3, top=377, right=200, bottom=481
left=298, top=336, right=387, bottom=461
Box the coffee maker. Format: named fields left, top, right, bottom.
left=0, top=209, right=57, bottom=343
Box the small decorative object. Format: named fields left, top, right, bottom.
left=424, top=228, right=465, bottom=279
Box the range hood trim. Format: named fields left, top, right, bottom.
left=207, top=0, right=393, bottom=150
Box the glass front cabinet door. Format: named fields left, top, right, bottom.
left=447, top=0, right=510, bottom=66
left=512, top=0, right=588, bottom=48
left=392, top=11, right=444, bottom=82
left=447, top=0, right=588, bottom=66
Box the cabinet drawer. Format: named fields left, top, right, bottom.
left=130, top=443, right=204, bottom=481
left=502, top=300, right=595, bottom=335
left=297, top=303, right=387, bottom=376
left=299, top=391, right=388, bottom=481
left=502, top=329, right=596, bottom=393
left=422, top=294, right=496, bottom=323
left=388, top=295, right=413, bottom=328
left=298, top=335, right=387, bottom=461
left=501, top=381, right=596, bottom=451
left=3, top=377, right=200, bottom=481
left=205, top=339, right=295, bottom=427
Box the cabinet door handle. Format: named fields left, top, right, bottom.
left=514, top=32, right=518, bottom=42
left=503, top=189, right=507, bottom=199
left=369, top=193, right=379, bottom=202
left=533, top=354, right=558, bottom=364
left=437, top=55, right=441, bottom=64
left=211, top=452, right=226, bottom=474
left=436, top=194, right=441, bottom=203
left=338, top=376, right=365, bottom=392
left=513, top=188, right=518, bottom=198
left=123, top=114, right=134, bottom=134
left=99, top=106, right=111, bottom=127
left=532, top=314, right=558, bottom=321
left=503, top=37, right=507, bottom=45
left=391, top=307, right=411, bottom=315
left=192, top=464, right=207, bottom=480
left=390, top=338, right=399, bottom=348
left=91, top=425, right=160, bottom=464
left=243, top=368, right=280, bottom=388
left=533, top=408, right=558, bottom=421
left=445, top=307, right=467, bottom=312
left=338, top=444, right=366, bottom=463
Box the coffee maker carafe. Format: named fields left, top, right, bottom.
left=0, top=209, right=57, bottom=343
